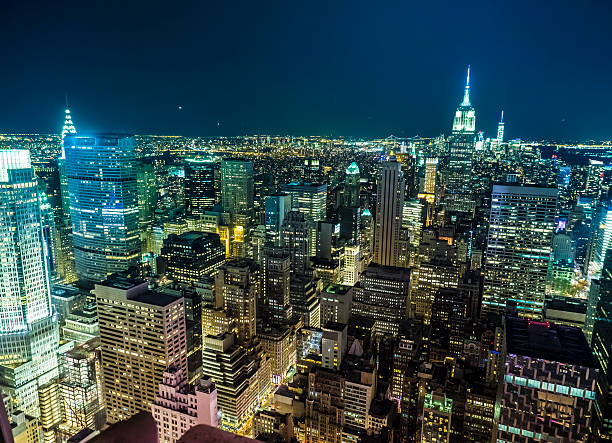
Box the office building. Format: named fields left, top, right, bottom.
left=0, top=149, right=60, bottom=418
left=261, top=247, right=291, bottom=324
left=281, top=210, right=312, bottom=275
left=290, top=275, right=321, bottom=328
left=95, top=275, right=187, bottom=423
left=184, top=158, right=216, bottom=217
left=137, top=160, right=157, bottom=233
left=591, top=249, right=612, bottom=439
left=339, top=206, right=360, bottom=245
left=321, top=322, right=347, bottom=371
left=280, top=182, right=327, bottom=256
left=253, top=410, right=294, bottom=442
left=258, top=325, right=296, bottom=384
left=344, top=365, right=376, bottom=430
left=498, top=316, right=597, bottom=442
left=352, top=263, right=411, bottom=335
left=342, top=244, right=360, bottom=286
left=151, top=367, right=218, bottom=443
left=320, top=284, right=353, bottom=325
left=215, top=260, right=259, bottom=343
left=200, top=333, right=261, bottom=432
left=423, top=157, right=437, bottom=196
left=59, top=338, right=106, bottom=435
left=345, top=162, right=360, bottom=207
left=374, top=157, right=405, bottom=267
left=62, top=304, right=99, bottom=345
left=64, top=134, right=141, bottom=282
left=422, top=392, right=452, bottom=443
left=161, top=231, right=225, bottom=286
left=265, top=193, right=291, bottom=246
left=412, top=261, right=460, bottom=323
left=221, top=158, right=254, bottom=227
left=482, top=185, right=557, bottom=318
left=304, top=366, right=345, bottom=443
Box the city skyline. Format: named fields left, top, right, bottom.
left=2, top=2, right=612, bottom=140
left=3, top=3, right=612, bottom=443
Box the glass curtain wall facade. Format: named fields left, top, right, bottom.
left=64, top=134, right=140, bottom=282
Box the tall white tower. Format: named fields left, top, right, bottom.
left=0, top=150, right=60, bottom=416
left=497, top=110, right=505, bottom=143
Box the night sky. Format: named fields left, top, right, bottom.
left=2, top=1, right=611, bottom=140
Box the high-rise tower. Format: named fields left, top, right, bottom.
left=221, top=159, right=254, bottom=228
left=448, top=66, right=476, bottom=195
left=61, top=108, right=76, bottom=142
left=64, top=134, right=141, bottom=282
left=345, top=162, right=360, bottom=207
left=279, top=182, right=327, bottom=256
left=0, top=150, right=60, bottom=417
left=373, top=157, right=405, bottom=267
left=482, top=185, right=558, bottom=318
left=185, top=158, right=216, bottom=217
left=496, top=110, right=505, bottom=143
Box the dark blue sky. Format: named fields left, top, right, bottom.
left=2, top=1, right=611, bottom=140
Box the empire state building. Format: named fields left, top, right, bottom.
left=448, top=66, right=476, bottom=196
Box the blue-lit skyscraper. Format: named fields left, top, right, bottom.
left=64, top=134, right=141, bottom=282
left=265, top=192, right=291, bottom=246
left=0, top=149, right=59, bottom=417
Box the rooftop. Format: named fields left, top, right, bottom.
left=346, top=162, right=360, bottom=174
left=505, top=316, right=597, bottom=367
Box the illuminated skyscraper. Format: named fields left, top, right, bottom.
left=591, top=249, right=612, bottom=439
left=482, top=185, right=558, bottom=318
left=496, top=110, right=505, bottom=143
left=281, top=210, right=312, bottom=275
left=96, top=276, right=187, bottom=423
left=374, top=157, right=405, bottom=267
left=448, top=66, right=476, bottom=195
left=0, top=149, right=60, bottom=418
left=59, top=338, right=105, bottom=435
left=261, top=247, right=291, bottom=324
left=185, top=158, right=216, bottom=217
left=61, top=108, right=76, bottom=142
left=345, top=162, right=360, bottom=207
left=64, top=134, right=141, bottom=282
left=280, top=182, right=327, bottom=256
left=215, top=260, right=259, bottom=343
left=265, top=193, right=291, bottom=246
left=221, top=158, right=254, bottom=227
left=56, top=109, right=77, bottom=283
left=423, top=158, right=437, bottom=196
left=161, top=231, right=225, bottom=287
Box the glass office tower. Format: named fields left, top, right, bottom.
left=185, top=158, right=216, bottom=217
left=482, top=185, right=558, bottom=318
left=0, top=149, right=59, bottom=417
left=64, top=134, right=141, bottom=282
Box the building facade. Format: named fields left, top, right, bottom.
left=96, top=276, right=187, bottom=423
left=64, top=134, right=141, bottom=282
left=482, top=185, right=558, bottom=318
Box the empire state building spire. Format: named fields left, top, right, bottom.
left=452, top=65, right=475, bottom=134
left=461, top=65, right=471, bottom=106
